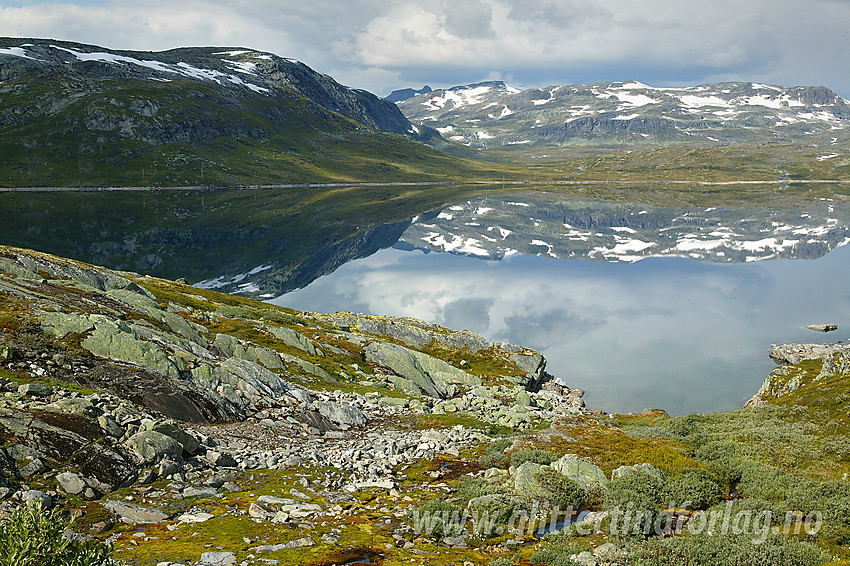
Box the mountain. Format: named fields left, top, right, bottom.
left=396, top=79, right=850, bottom=149
left=0, top=38, right=487, bottom=186
left=386, top=85, right=432, bottom=102
left=399, top=193, right=850, bottom=263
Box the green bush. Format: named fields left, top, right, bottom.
left=480, top=437, right=514, bottom=468
left=627, top=532, right=831, bottom=565
left=467, top=494, right=522, bottom=538
left=487, top=559, right=514, bottom=566
left=530, top=538, right=589, bottom=566
left=0, top=503, right=117, bottom=566
left=454, top=476, right=507, bottom=501
left=785, top=481, right=850, bottom=545
left=736, top=462, right=800, bottom=501
left=603, top=468, right=667, bottom=538
left=663, top=468, right=724, bottom=510
left=509, top=449, right=557, bottom=467
left=604, top=468, right=666, bottom=512
left=535, top=469, right=587, bottom=509
left=405, top=498, right=466, bottom=540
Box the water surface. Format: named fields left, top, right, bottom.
left=274, top=195, right=850, bottom=415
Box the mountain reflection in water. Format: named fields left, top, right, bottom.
left=273, top=195, right=850, bottom=415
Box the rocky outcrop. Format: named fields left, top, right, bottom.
left=0, top=407, right=137, bottom=491
left=364, top=341, right=481, bottom=399
left=748, top=342, right=850, bottom=407
left=550, top=454, right=608, bottom=491
left=0, top=244, right=595, bottom=558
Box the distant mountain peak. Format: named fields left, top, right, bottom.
left=386, top=85, right=432, bottom=102
left=396, top=78, right=850, bottom=148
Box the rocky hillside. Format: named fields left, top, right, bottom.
left=1, top=245, right=848, bottom=565
left=0, top=38, right=477, bottom=186
left=397, top=80, right=850, bottom=150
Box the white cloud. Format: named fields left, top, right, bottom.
left=0, top=0, right=848, bottom=97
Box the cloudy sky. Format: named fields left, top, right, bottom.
left=1, top=0, right=849, bottom=98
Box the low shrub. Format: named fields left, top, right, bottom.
left=530, top=538, right=589, bottom=566
left=604, top=468, right=665, bottom=512
left=480, top=437, right=513, bottom=468
left=627, top=532, right=831, bottom=565
left=535, top=469, right=588, bottom=509
left=405, top=498, right=466, bottom=539
left=454, top=476, right=507, bottom=501
left=0, top=503, right=117, bottom=566
left=663, top=468, right=724, bottom=510
left=509, top=449, right=557, bottom=467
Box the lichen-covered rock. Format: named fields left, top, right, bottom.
left=126, top=430, right=183, bottom=465
left=97, top=414, right=124, bottom=438
left=199, top=552, right=237, bottom=566
left=550, top=453, right=608, bottom=491
left=509, top=351, right=547, bottom=390
left=36, top=310, right=96, bottom=339
left=103, top=288, right=162, bottom=316
left=47, top=397, right=94, bottom=417
left=104, top=500, right=169, bottom=524
left=246, top=346, right=286, bottom=370
left=57, top=471, right=88, bottom=495
left=18, top=383, right=53, bottom=397
left=314, top=401, right=366, bottom=428
left=0, top=408, right=136, bottom=490
left=513, top=461, right=549, bottom=499
left=364, top=341, right=481, bottom=398
left=266, top=326, right=322, bottom=356
left=516, top=390, right=533, bottom=407
left=21, top=489, right=53, bottom=508
left=279, top=352, right=334, bottom=380
left=81, top=318, right=181, bottom=378
left=160, top=311, right=207, bottom=346
left=140, top=420, right=200, bottom=454
left=190, top=357, right=290, bottom=408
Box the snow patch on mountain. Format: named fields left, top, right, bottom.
left=50, top=45, right=270, bottom=93
left=0, top=46, right=38, bottom=60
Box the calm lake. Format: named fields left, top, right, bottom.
left=273, top=192, right=850, bottom=415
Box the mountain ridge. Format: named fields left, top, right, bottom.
left=0, top=38, right=505, bottom=187
left=396, top=79, right=850, bottom=150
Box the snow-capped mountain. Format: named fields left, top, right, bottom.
left=396, top=80, right=850, bottom=148
left=0, top=38, right=415, bottom=139
left=399, top=194, right=850, bottom=263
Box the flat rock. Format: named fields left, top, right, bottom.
left=126, top=430, right=184, bottom=465
left=57, top=471, right=88, bottom=495
left=177, top=512, right=214, bottom=523
left=198, top=552, right=236, bottom=566
left=254, top=537, right=316, bottom=552
left=21, top=489, right=52, bottom=508
left=104, top=500, right=169, bottom=524
left=182, top=486, right=219, bottom=498
left=18, top=383, right=53, bottom=397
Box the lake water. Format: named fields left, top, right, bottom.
left=272, top=193, right=850, bottom=415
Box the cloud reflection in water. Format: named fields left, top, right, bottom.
left=273, top=245, right=850, bottom=415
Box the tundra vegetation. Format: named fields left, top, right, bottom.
left=0, top=245, right=848, bottom=565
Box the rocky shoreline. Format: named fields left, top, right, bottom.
left=1, top=245, right=841, bottom=566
